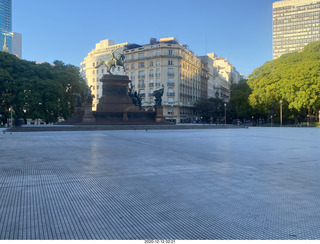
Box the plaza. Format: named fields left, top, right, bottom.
left=0, top=127, right=320, bottom=240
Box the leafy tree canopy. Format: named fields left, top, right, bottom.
left=248, top=41, right=320, bottom=114
left=0, top=52, right=87, bottom=123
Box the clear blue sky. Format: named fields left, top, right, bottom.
left=13, top=0, right=276, bottom=77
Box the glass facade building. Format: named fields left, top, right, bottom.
left=273, top=0, right=320, bottom=59
left=0, top=0, right=12, bottom=53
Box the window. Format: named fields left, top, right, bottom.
left=149, top=51, right=153, bottom=57
left=93, top=62, right=95, bottom=67
left=149, top=69, right=154, bottom=77
left=156, top=50, right=160, bottom=56
left=168, top=88, right=174, bottom=95
left=168, top=97, right=174, bottom=103
left=168, top=60, right=173, bottom=65
left=139, top=89, right=145, bottom=95
left=168, top=68, right=174, bottom=76
left=156, top=68, right=160, bottom=77
left=149, top=79, right=154, bottom=85
left=156, top=60, right=160, bottom=66
left=93, top=70, right=95, bottom=74
left=138, top=53, right=145, bottom=59
left=168, top=50, right=173, bottom=56
left=138, top=70, right=145, bottom=79
left=168, top=107, right=173, bottom=114
left=149, top=61, right=154, bottom=66
left=101, top=69, right=104, bottom=74
left=138, top=80, right=145, bottom=87
left=156, top=78, right=160, bottom=86
left=149, top=88, right=154, bottom=94
left=125, top=64, right=129, bottom=70
left=131, top=55, right=135, bottom=61
left=131, top=72, right=135, bottom=80
left=138, top=62, right=145, bottom=68
left=131, top=63, right=135, bottom=69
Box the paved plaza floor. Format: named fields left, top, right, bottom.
left=0, top=127, right=320, bottom=240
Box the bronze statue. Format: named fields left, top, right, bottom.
left=128, top=82, right=142, bottom=110
left=84, top=85, right=95, bottom=104
left=96, top=48, right=125, bottom=75
left=152, top=85, right=164, bottom=107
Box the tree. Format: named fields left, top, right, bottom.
left=195, top=98, right=226, bottom=123
left=229, top=80, right=254, bottom=120
left=0, top=52, right=86, bottom=124
left=248, top=41, right=320, bottom=123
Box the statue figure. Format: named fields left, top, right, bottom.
left=75, top=93, right=82, bottom=107
left=96, top=48, right=125, bottom=75
left=128, top=82, right=142, bottom=110
left=152, top=85, right=164, bottom=107
left=84, top=85, right=95, bottom=104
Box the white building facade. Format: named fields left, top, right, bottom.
left=80, top=39, right=129, bottom=110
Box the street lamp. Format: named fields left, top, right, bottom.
left=280, top=100, right=283, bottom=127
left=271, top=115, right=273, bottom=127
left=224, top=103, right=227, bottom=125
left=9, top=106, right=13, bottom=127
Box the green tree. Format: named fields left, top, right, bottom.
left=248, top=41, right=320, bottom=123
left=0, top=52, right=86, bottom=124
left=229, top=80, right=254, bottom=120
left=195, top=98, right=226, bottom=123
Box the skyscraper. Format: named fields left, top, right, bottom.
left=273, top=0, right=320, bottom=59
left=0, top=0, right=12, bottom=53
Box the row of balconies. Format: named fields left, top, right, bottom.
left=137, top=82, right=175, bottom=88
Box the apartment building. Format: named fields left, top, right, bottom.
left=124, top=37, right=202, bottom=123
left=80, top=39, right=129, bottom=110
left=273, top=0, right=320, bottom=59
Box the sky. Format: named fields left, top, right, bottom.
left=12, top=0, right=276, bottom=77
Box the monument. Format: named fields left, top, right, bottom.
left=63, top=48, right=167, bottom=125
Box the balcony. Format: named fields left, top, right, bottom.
left=149, top=83, right=154, bottom=87
left=149, top=74, right=154, bottom=77
left=138, top=75, right=145, bottom=79
left=167, top=82, right=175, bottom=87
left=138, top=84, right=145, bottom=88
left=168, top=73, right=174, bottom=77
left=167, top=92, right=175, bottom=96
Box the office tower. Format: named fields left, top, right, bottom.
left=273, top=0, right=320, bottom=59
left=12, top=32, right=22, bottom=58
left=0, top=0, right=12, bottom=53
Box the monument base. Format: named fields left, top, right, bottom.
left=82, top=104, right=96, bottom=123
left=155, top=107, right=166, bottom=123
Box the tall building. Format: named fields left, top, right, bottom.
left=80, top=39, right=129, bottom=110
left=12, top=32, right=22, bottom=58
left=0, top=0, right=12, bottom=53
left=273, top=0, right=320, bottom=59
left=124, top=37, right=202, bottom=123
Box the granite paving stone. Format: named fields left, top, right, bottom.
left=0, top=127, right=320, bottom=239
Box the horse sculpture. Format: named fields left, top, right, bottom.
left=96, top=49, right=125, bottom=75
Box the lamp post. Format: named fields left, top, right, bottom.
left=280, top=100, right=283, bottom=127
left=9, top=106, right=13, bottom=127
left=171, top=104, right=174, bottom=123
left=271, top=115, right=273, bottom=127
left=224, top=103, right=227, bottom=125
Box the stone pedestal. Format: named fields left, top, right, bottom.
left=155, top=107, right=166, bottom=123
left=82, top=104, right=96, bottom=123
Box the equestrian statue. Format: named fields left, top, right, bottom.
left=96, top=48, right=125, bottom=75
